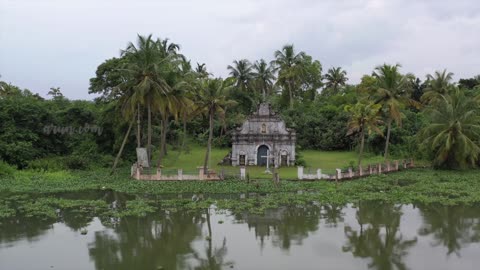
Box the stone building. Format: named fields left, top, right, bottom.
left=231, top=103, right=296, bottom=167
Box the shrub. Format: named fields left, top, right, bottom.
left=0, top=160, right=16, bottom=177
left=65, top=155, right=90, bottom=170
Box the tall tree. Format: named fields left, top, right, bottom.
left=372, top=64, right=415, bottom=161
left=195, top=78, right=236, bottom=174
left=273, top=44, right=306, bottom=108
left=227, top=59, right=254, bottom=92
left=421, top=69, right=454, bottom=105
left=420, top=89, right=480, bottom=169
left=323, top=67, right=348, bottom=96
left=252, top=59, right=276, bottom=101
left=345, top=102, right=383, bottom=167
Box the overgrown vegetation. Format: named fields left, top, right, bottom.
left=1, top=35, right=480, bottom=173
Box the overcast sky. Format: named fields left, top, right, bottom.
left=1, top=0, right=479, bottom=99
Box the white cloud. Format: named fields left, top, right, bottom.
left=0, top=0, right=479, bottom=99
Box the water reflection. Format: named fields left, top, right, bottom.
left=342, top=202, right=417, bottom=270
left=2, top=193, right=480, bottom=270
left=417, top=204, right=480, bottom=256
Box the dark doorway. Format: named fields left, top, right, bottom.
left=281, top=154, right=288, bottom=166
left=239, top=155, right=246, bottom=166
left=257, top=145, right=269, bottom=166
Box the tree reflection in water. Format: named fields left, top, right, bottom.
left=241, top=203, right=322, bottom=250
left=342, top=202, right=417, bottom=270
left=417, top=204, right=480, bottom=256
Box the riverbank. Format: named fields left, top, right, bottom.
left=1, top=168, right=479, bottom=202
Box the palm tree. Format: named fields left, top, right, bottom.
left=252, top=59, right=276, bottom=101
left=121, top=34, right=173, bottom=162
left=372, top=64, right=415, bottom=161
left=195, top=63, right=210, bottom=78
left=227, top=59, right=254, bottom=91
left=421, top=69, right=454, bottom=105
left=420, top=89, right=480, bottom=169
left=323, top=67, right=348, bottom=96
left=345, top=102, right=384, bottom=167
left=272, top=44, right=306, bottom=108
left=195, top=78, right=236, bottom=174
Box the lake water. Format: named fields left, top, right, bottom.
left=1, top=194, right=479, bottom=270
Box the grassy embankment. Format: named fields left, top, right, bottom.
left=159, top=144, right=385, bottom=178
left=3, top=147, right=478, bottom=219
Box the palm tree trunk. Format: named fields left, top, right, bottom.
left=181, top=110, right=188, bottom=152
left=204, top=108, right=213, bottom=174
left=136, top=103, right=141, bottom=148
left=288, top=80, right=294, bottom=109
left=157, top=115, right=169, bottom=168
left=147, top=103, right=152, bottom=162
left=110, top=114, right=135, bottom=174
left=384, top=118, right=392, bottom=161
left=358, top=128, right=365, bottom=167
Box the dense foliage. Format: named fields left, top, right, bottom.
left=1, top=34, right=480, bottom=170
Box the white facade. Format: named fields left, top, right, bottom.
left=231, top=103, right=296, bottom=167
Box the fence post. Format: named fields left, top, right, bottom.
left=198, top=167, right=205, bottom=180
left=358, top=166, right=363, bottom=176
left=394, top=160, right=399, bottom=171
left=298, top=166, right=304, bottom=180
left=317, top=169, right=322, bottom=180
left=403, top=159, right=407, bottom=169
left=410, top=158, right=415, bottom=168
left=178, top=169, right=183, bottom=180
left=386, top=161, right=391, bottom=172
left=240, top=166, right=246, bottom=180
left=378, top=163, right=382, bottom=174
left=368, top=165, right=373, bottom=175
left=348, top=167, right=353, bottom=178
left=336, top=169, right=342, bottom=180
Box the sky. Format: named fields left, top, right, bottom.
left=1, top=0, right=479, bottom=100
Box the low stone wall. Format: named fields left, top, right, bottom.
left=298, top=159, right=415, bottom=181
left=131, top=166, right=220, bottom=181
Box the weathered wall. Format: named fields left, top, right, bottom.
left=232, top=103, right=296, bottom=166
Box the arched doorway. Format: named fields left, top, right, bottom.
left=257, top=145, right=269, bottom=166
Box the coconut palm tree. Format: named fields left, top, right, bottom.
left=195, top=78, right=236, bottom=174
left=121, top=34, right=173, bottom=162
left=323, top=67, right=348, bottom=96
left=195, top=63, right=210, bottom=78
left=252, top=59, right=276, bottom=101
left=272, top=44, right=306, bottom=108
left=420, top=89, right=480, bottom=169
left=227, top=59, right=254, bottom=92
left=345, top=102, right=384, bottom=167
left=421, top=69, right=454, bottom=105
left=372, top=64, right=415, bottom=161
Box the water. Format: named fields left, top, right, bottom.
left=1, top=194, right=479, bottom=270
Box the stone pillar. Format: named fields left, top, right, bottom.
left=317, top=169, right=322, bottom=180
left=394, top=160, right=399, bottom=171
left=378, top=163, right=382, bottom=174
left=240, top=166, right=246, bottom=180
left=156, top=168, right=162, bottom=180
left=135, top=165, right=141, bottom=180
left=297, top=166, right=304, bottom=180
left=198, top=167, right=205, bottom=180
left=336, top=169, right=342, bottom=180
left=178, top=169, right=183, bottom=180
left=348, top=168, right=353, bottom=178
left=358, top=166, right=363, bottom=176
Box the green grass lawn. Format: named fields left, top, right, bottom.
left=156, top=145, right=385, bottom=179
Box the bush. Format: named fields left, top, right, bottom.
left=28, top=156, right=66, bottom=171
left=0, top=160, right=16, bottom=177
left=65, top=155, right=90, bottom=170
